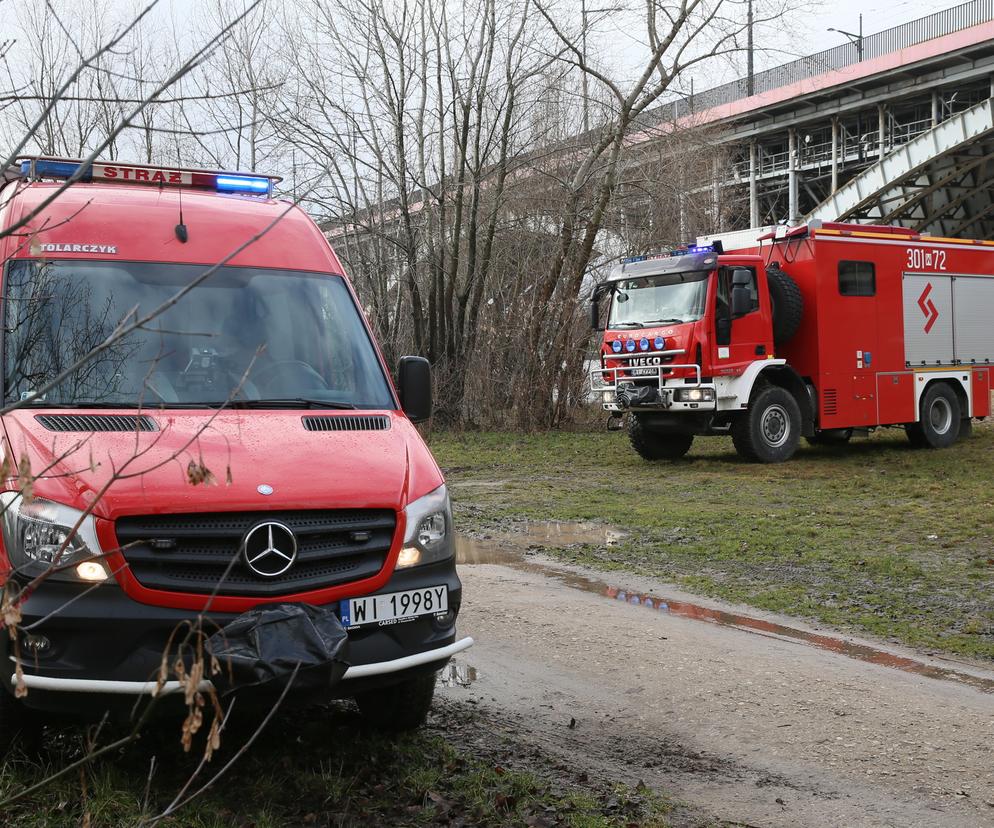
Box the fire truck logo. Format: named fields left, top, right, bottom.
left=917, top=283, right=939, bottom=334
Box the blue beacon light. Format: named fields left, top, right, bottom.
left=654, top=336, right=665, bottom=350
left=625, top=340, right=636, bottom=352
left=639, top=338, right=649, bottom=351
left=611, top=340, right=622, bottom=353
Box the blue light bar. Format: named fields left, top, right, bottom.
left=622, top=255, right=647, bottom=264
left=625, top=340, right=636, bottom=353
left=686, top=244, right=715, bottom=254
left=20, top=159, right=91, bottom=181
left=611, top=340, right=622, bottom=353
left=216, top=174, right=271, bottom=195
left=639, top=338, right=649, bottom=351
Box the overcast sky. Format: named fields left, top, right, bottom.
left=595, top=0, right=969, bottom=93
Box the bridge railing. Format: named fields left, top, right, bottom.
left=641, top=0, right=994, bottom=129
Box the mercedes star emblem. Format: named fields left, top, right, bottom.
left=242, top=521, right=297, bottom=578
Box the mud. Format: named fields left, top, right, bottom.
left=443, top=524, right=994, bottom=827
left=456, top=526, right=994, bottom=694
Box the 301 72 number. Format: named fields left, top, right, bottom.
left=906, top=248, right=947, bottom=271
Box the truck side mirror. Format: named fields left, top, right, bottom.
left=589, top=284, right=609, bottom=331
left=398, top=356, right=432, bottom=422
left=730, top=268, right=753, bottom=317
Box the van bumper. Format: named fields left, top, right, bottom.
left=5, top=560, right=464, bottom=714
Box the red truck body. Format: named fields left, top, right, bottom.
left=593, top=222, right=994, bottom=462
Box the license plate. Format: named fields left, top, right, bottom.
left=340, top=585, right=448, bottom=628
left=629, top=368, right=657, bottom=376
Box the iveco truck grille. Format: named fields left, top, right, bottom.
left=116, top=510, right=396, bottom=596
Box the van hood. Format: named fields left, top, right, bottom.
left=1, top=409, right=440, bottom=520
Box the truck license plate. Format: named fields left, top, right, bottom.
left=340, top=586, right=448, bottom=628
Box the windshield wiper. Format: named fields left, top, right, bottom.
left=608, top=321, right=644, bottom=328
left=223, top=398, right=356, bottom=410
left=641, top=318, right=686, bottom=325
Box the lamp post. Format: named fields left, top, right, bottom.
left=828, top=14, right=863, bottom=62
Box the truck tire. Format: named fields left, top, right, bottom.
left=905, top=383, right=961, bottom=448
left=806, top=428, right=853, bottom=446
left=766, top=264, right=803, bottom=345
left=960, top=418, right=973, bottom=440
left=731, top=385, right=801, bottom=463
left=628, top=416, right=694, bottom=460
left=354, top=672, right=436, bottom=732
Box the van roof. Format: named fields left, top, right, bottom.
left=4, top=181, right=343, bottom=274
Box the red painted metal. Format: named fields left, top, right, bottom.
left=0, top=179, right=444, bottom=612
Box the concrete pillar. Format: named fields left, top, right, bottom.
left=878, top=104, right=886, bottom=158
left=830, top=118, right=839, bottom=194
left=788, top=128, right=798, bottom=224
left=931, top=91, right=941, bottom=126
left=712, top=155, right=721, bottom=232
left=749, top=141, right=759, bottom=227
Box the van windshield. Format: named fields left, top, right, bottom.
left=608, top=270, right=710, bottom=328
left=3, top=260, right=395, bottom=409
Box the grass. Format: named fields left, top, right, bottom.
left=432, top=423, right=994, bottom=661
left=0, top=700, right=674, bottom=827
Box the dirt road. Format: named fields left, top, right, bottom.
left=439, top=542, right=994, bottom=827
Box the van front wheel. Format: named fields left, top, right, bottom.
left=354, top=672, right=436, bottom=732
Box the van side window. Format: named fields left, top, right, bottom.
left=717, top=267, right=760, bottom=315
left=839, top=261, right=875, bottom=296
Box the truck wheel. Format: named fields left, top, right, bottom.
left=732, top=385, right=801, bottom=463
left=354, top=672, right=436, bottom=732
left=806, top=428, right=853, bottom=446
left=960, top=418, right=973, bottom=440
left=627, top=417, right=694, bottom=460
left=905, top=383, right=961, bottom=449
left=766, top=264, right=803, bottom=345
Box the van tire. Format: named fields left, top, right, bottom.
left=628, top=417, right=694, bottom=460
left=766, top=265, right=803, bottom=345
left=906, top=383, right=960, bottom=449
left=0, top=688, right=42, bottom=753
left=732, top=385, right=801, bottom=463
left=354, top=672, right=436, bottom=732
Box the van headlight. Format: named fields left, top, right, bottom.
left=0, top=494, right=110, bottom=582
left=674, top=387, right=716, bottom=403
left=397, top=484, right=453, bottom=569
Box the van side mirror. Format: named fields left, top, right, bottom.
left=730, top=268, right=752, bottom=317
left=398, top=356, right=432, bottom=422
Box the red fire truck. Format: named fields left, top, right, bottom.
left=590, top=221, right=993, bottom=463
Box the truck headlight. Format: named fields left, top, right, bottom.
left=674, top=388, right=716, bottom=403
left=397, top=484, right=453, bottom=569
left=0, top=494, right=109, bottom=582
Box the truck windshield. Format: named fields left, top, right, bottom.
left=3, top=260, right=395, bottom=409
left=608, top=270, right=710, bottom=328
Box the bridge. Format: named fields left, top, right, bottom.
left=626, top=0, right=994, bottom=242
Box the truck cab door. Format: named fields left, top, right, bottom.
left=712, top=266, right=770, bottom=375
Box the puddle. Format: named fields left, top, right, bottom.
left=456, top=521, right=626, bottom=566
left=439, top=660, right=478, bottom=688
left=456, top=526, right=994, bottom=695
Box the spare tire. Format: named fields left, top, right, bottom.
left=766, top=263, right=803, bottom=345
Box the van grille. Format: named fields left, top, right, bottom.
left=823, top=388, right=838, bottom=416
left=36, top=414, right=158, bottom=432
left=116, top=510, right=395, bottom=597
left=302, top=415, right=390, bottom=432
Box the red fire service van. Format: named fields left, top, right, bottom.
left=0, top=157, right=471, bottom=736
left=591, top=221, right=993, bottom=463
